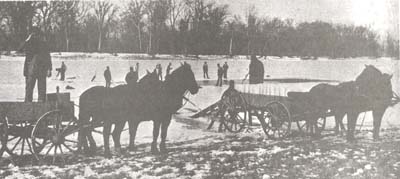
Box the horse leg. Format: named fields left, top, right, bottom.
left=346, top=112, right=358, bottom=141
left=78, top=111, right=90, bottom=153
left=112, top=121, right=125, bottom=155
left=103, top=121, right=112, bottom=157
left=151, top=120, right=161, bottom=154
left=128, top=120, right=140, bottom=151
left=160, top=117, right=172, bottom=153
left=78, top=129, right=88, bottom=153
left=372, top=107, right=386, bottom=140
left=334, top=112, right=346, bottom=135
left=87, top=115, right=98, bottom=153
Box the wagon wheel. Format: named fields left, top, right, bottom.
left=0, top=117, right=8, bottom=157
left=296, top=116, right=326, bottom=136
left=5, top=120, right=37, bottom=157
left=220, top=93, right=247, bottom=133
left=31, top=110, right=79, bottom=164
left=258, top=101, right=291, bottom=139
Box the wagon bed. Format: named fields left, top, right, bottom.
left=0, top=91, right=79, bottom=164
left=193, top=88, right=333, bottom=139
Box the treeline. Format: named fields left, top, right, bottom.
left=0, top=0, right=398, bottom=59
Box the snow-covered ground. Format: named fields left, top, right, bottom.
left=0, top=53, right=399, bottom=178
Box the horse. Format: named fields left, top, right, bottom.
left=307, top=81, right=358, bottom=135
left=78, top=70, right=159, bottom=155
left=347, top=65, right=393, bottom=140
left=122, top=62, right=199, bottom=153
left=307, top=65, right=393, bottom=140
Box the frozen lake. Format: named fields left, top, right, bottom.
left=0, top=53, right=399, bottom=147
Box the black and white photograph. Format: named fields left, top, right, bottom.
left=0, top=0, right=399, bottom=178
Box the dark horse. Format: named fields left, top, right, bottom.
left=125, top=62, right=199, bottom=153
left=78, top=70, right=159, bottom=155
left=79, top=63, right=199, bottom=156
left=307, top=65, right=393, bottom=140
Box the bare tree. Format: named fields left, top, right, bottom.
left=93, top=1, right=117, bottom=52
left=167, top=0, right=184, bottom=30
left=145, top=0, right=169, bottom=56
left=34, top=1, right=63, bottom=41
left=126, top=0, right=146, bottom=52
left=56, top=1, right=88, bottom=52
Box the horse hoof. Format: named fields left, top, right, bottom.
left=115, top=147, right=122, bottom=154
left=151, top=148, right=159, bottom=154
left=104, top=153, right=112, bottom=158
left=160, top=148, right=168, bottom=153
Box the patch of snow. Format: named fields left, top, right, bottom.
left=185, top=162, right=197, bottom=171
left=42, top=169, right=57, bottom=178
left=211, top=150, right=235, bottom=157
left=5, top=173, right=36, bottom=179
left=329, top=150, right=347, bottom=159
left=84, top=165, right=96, bottom=177
left=262, top=174, right=271, bottom=179
left=267, top=145, right=292, bottom=155
left=352, top=168, right=364, bottom=176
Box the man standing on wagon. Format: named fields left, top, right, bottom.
left=19, top=26, right=52, bottom=102
left=249, top=55, right=264, bottom=84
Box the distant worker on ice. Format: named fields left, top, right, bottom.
left=125, top=63, right=139, bottom=85
left=56, top=61, right=67, bottom=81
left=166, top=62, right=173, bottom=77
left=19, top=26, right=52, bottom=102
left=203, top=62, right=209, bottom=79
left=249, top=55, right=264, bottom=84
left=156, top=64, right=163, bottom=81
left=223, top=62, right=229, bottom=80
left=216, top=64, right=223, bottom=87
left=104, top=66, right=112, bottom=88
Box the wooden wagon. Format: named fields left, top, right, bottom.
left=192, top=84, right=399, bottom=139
left=0, top=89, right=79, bottom=164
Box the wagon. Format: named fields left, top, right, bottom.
left=193, top=86, right=337, bottom=139
left=0, top=88, right=80, bottom=164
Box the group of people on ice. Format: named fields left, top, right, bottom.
left=20, top=26, right=265, bottom=102
left=102, top=61, right=175, bottom=88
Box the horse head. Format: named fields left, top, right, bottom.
left=168, top=62, right=200, bottom=95
left=356, top=65, right=393, bottom=103
left=138, top=69, right=160, bottom=88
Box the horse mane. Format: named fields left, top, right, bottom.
left=355, top=65, right=382, bottom=84
left=164, top=63, right=191, bottom=89
left=166, top=63, right=190, bottom=80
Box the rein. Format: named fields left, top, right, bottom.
left=182, top=91, right=202, bottom=111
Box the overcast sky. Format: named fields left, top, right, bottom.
left=117, top=0, right=398, bottom=38
left=215, top=0, right=399, bottom=38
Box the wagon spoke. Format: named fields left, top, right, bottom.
left=61, top=119, right=75, bottom=134
left=20, top=138, right=25, bottom=155
left=7, top=136, right=18, bottom=142
left=58, top=145, right=66, bottom=163
left=62, top=143, right=74, bottom=152
left=45, top=144, right=54, bottom=156
left=93, top=129, right=103, bottom=134
left=26, top=138, right=33, bottom=154
left=34, top=140, right=50, bottom=153
left=65, top=139, right=78, bottom=144
left=53, top=145, right=58, bottom=164
left=11, top=137, right=22, bottom=152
